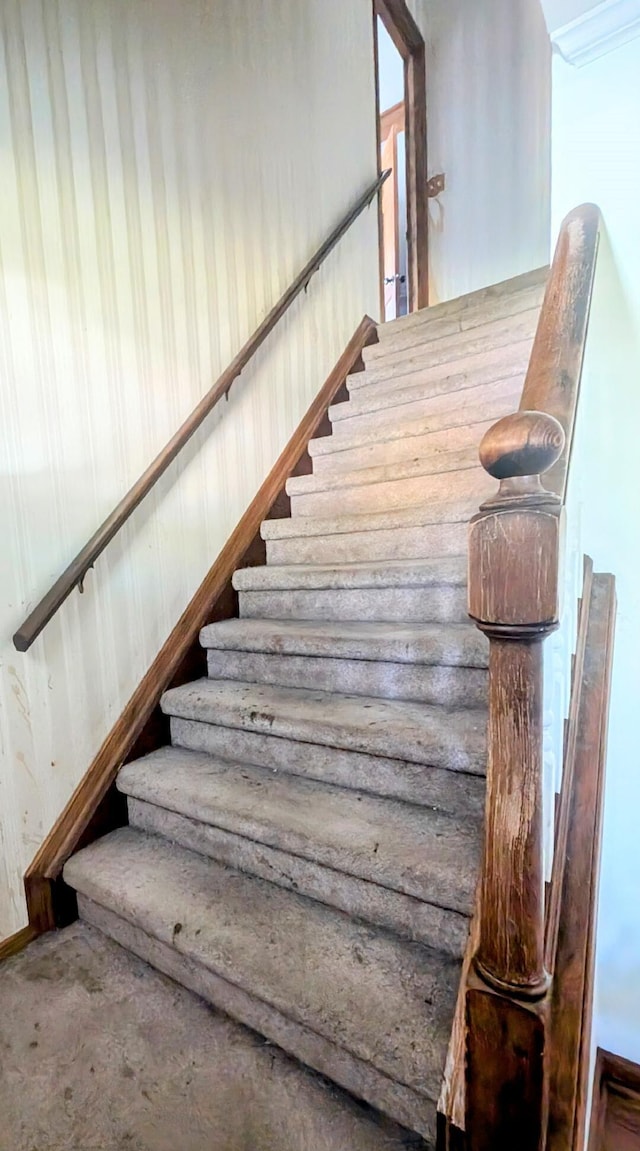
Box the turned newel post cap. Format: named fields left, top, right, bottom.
left=478, top=411, right=565, bottom=509
left=479, top=410, right=565, bottom=481
left=478, top=412, right=564, bottom=511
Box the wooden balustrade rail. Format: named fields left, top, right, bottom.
left=464, top=203, right=602, bottom=1151
left=520, top=203, right=601, bottom=499
left=13, top=170, right=389, bottom=654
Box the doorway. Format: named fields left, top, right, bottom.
left=373, top=0, right=429, bottom=317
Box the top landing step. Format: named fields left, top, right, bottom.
left=377, top=266, right=549, bottom=339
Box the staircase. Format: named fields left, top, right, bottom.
left=63, top=266, right=548, bottom=1144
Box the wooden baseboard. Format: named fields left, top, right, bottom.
left=589, top=1049, right=640, bottom=1151
left=24, top=315, right=377, bottom=935
left=0, top=924, right=36, bottom=962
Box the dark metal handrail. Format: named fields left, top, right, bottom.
left=14, top=170, right=389, bottom=652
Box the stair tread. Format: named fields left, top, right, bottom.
left=344, top=354, right=527, bottom=409
left=288, top=474, right=492, bottom=525
left=235, top=555, right=467, bottom=588
left=359, top=308, right=539, bottom=385
left=345, top=338, right=532, bottom=403
left=161, top=678, right=487, bottom=774
left=65, top=827, right=460, bottom=1101
left=260, top=503, right=473, bottom=540
left=200, top=616, right=487, bottom=667
left=309, top=419, right=491, bottom=479
left=287, top=445, right=480, bottom=497
left=368, top=278, right=545, bottom=359
left=338, top=369, right=525, bottom=426
left=117, top=746, right=481, bottom=913
left=263, top=522, right=470, bottom=567
left=310, top=420, right=512, bottom=473
left=332, top=373, right=519, bottom=424
left=322, top=383, right=520, bottom=457
left=376, top=266, right=548, bottom=339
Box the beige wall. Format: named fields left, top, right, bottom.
left=0, top=0, right=380, bottom=937
left=409, top=0, right=551, bottom=302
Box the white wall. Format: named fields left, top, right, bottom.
left=549, top=34, right=640, bottom=1061
left=0, top=0, right=380, bottom=939
left=409, top=0, right=552, bottom=302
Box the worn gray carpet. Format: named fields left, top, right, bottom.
left=0, top=922, right=424, bottom=1151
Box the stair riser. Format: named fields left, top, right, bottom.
left=367, top=284, right=545, bottom=361
left=327, top=386, right=521, bottom=452
left=347, top=363, right=527, bottom=418
left=170, top=717, right=486, bottom=814
left=310, top=421, right=492, bottom=477
left=166, top=679, right=485, bottom=776
left=289, top=443, right=478, bottom=495
left=366, top=315, right=478, bottom=360
left=239, top=585, right=469, bottom=624
left=289, top=465, right=488, bottom=519
left=202, top=617, right=487, bottom=662
left=358, top=309, right=539, bottom=384
left=128, top=799, right=470, bottom=956
left=346, top=338, right=532, bottom=401
left=370, top=267, right=546, bottom=340
left=77, top=895, right=436, bottom=1141
left=346, top=364, right=528, bottom=421
left=333, top=375, right=519, bottom=429
left=206, top=650, right=488, bottom=708
left=265, top=519, right=468, bottom=565
left=167, top=697, right=485, bottom=778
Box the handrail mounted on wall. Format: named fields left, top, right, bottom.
left=13, top=170, right=389, bottom=653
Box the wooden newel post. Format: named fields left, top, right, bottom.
left=457, top=209, right=601, bottom=1151
left=465, top=411, right=565, bottom=1151
left=469, top=409, right=565, bottom=998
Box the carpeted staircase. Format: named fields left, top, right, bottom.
left=63, top=266, right=548, bottom=1144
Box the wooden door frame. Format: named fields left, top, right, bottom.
left=373, top=0, right=429, bottom=312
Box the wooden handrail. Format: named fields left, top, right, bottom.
left=464, top=205, right=603, bottom=1151
left=13, top=171, right=389, bottom=653
left=520, top=203, right=601, bottom=499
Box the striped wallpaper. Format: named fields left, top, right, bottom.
left=0, top=0, right=380, bottom=936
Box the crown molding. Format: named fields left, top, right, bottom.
left=551, top=0, right=640, bottom=65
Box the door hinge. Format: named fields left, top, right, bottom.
left=427, top=173, right=445, bottom=198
